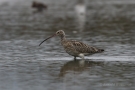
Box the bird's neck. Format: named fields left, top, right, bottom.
left=60, top=35, right=66, bottom=41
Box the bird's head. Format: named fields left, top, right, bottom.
left=56, top=30, right=65, bottom=37
left=39, top=30, right=65, bottom=46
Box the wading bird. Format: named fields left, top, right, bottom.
left=32, top=1, right=47, bottom=12
left=39, top=30, right=104, bottom=60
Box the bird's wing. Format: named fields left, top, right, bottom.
left=70, top=40, right=101, bottom=53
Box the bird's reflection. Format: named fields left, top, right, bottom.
left=74, top=0, right=86, bottom=32
left=59, top=59, right=103, bottom=77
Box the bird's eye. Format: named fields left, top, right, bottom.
left=57, top=32, right=60, bottom=34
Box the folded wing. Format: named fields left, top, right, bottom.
left=70, top=40, right=104, bottom=54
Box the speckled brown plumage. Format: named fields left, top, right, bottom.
left=39, top=30, right=104, bottom=60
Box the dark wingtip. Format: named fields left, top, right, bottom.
left=99, top=49, right=104, bottom=52
left=101, top=49, right=104, bottom=51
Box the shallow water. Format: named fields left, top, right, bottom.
left=0, top=0, right=135, bottom=90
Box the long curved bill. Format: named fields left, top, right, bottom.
left=39, top=34, right=56, bottom=46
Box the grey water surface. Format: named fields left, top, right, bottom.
left=0, top=0, right=135, bottom=90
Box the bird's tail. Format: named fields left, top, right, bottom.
left=98, top=49, right=104, bottom=52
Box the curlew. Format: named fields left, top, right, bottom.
left=39, top=30, right=104, bottom=60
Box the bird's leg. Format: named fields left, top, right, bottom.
left=79, top=53, right=85, bottom=60
left=74, top=56, right=76, bottom=60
